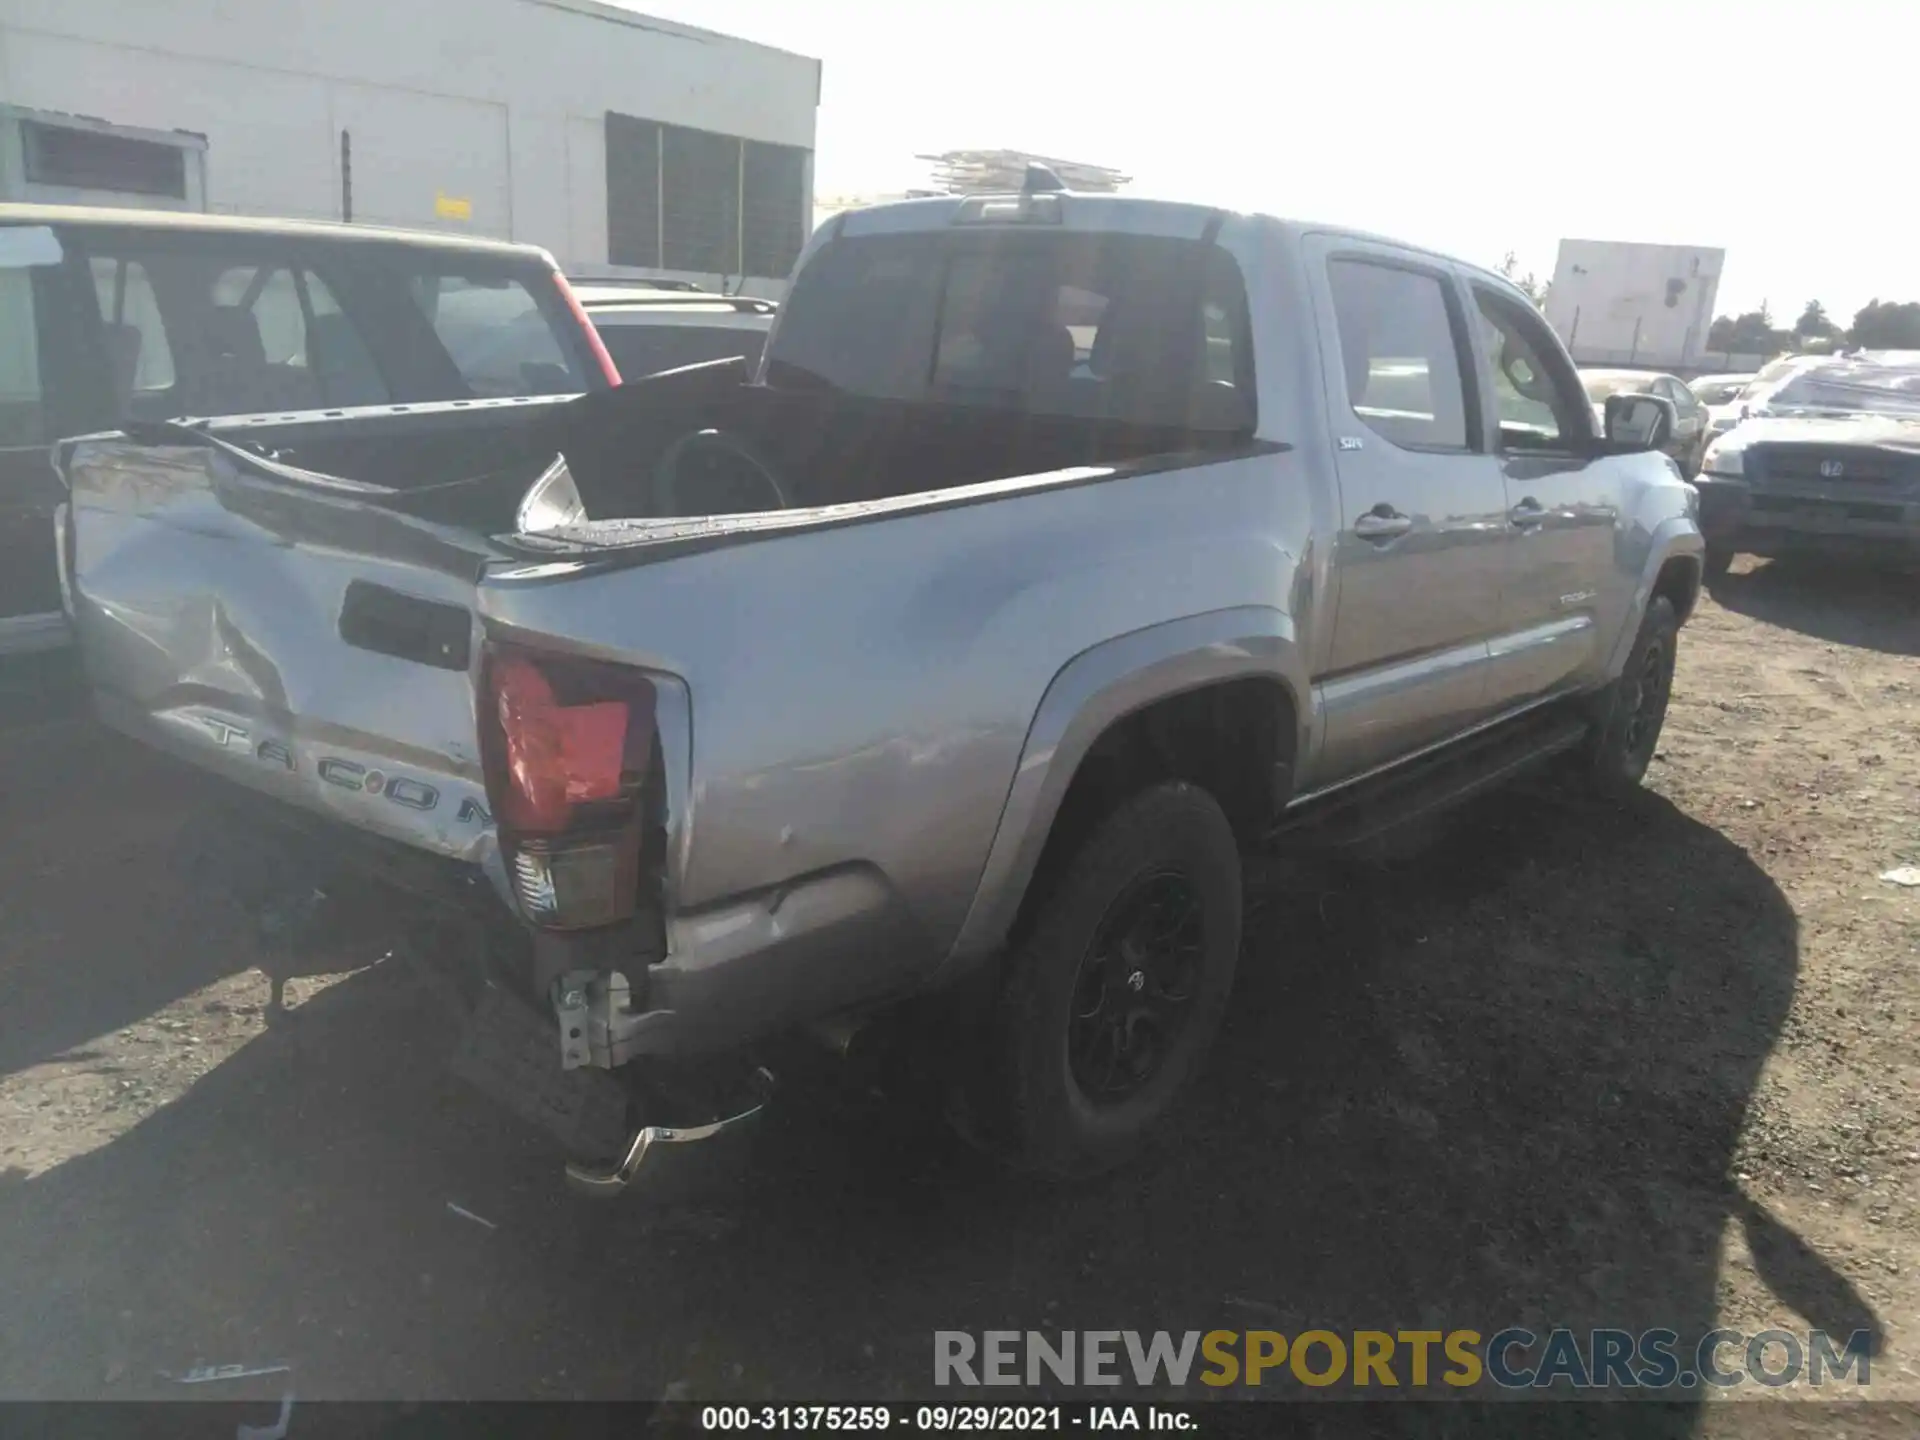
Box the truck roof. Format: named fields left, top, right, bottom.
left=830, top=192, right=1527, bottom=300
left=0, top=203, right=555, bottom=262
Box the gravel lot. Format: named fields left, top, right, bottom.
left=1, top=556, right=1916, bottom=1430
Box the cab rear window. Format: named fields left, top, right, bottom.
left=765, top=230, right=1255, bottom=430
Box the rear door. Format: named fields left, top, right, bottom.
left=1304, top=236, right=1509, bottom=783
left=1466, top=281, right=1621, bottom=708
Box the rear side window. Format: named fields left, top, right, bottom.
left=408, top=275, right=580, bottom=398
left=1326, top=259, right=1471, bottom=451
left=594, top=318, right=767, bottom=380
left=90, top=257, right=177, bottom=403
left=207, top=262, right=391, bottom=410
left=0, top=266, right=45, bottom=448
left=766, top=230, right=1255, bottom=429
left=75, top=232, right=590, bottom=419
left=84, top=245, right=393, bottom=418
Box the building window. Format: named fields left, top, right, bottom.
left=661, top=124, right=740, bottom=274
left=23, top=121, right=187, bottom=200
left=605, top=114, right=809, bottom=281
left=741, top=140, right=807, bottom=281
left=605, top=113, right=663, bottom=272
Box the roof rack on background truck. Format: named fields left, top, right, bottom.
left=566, top=277, right=710, bottom=297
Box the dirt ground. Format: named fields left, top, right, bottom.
left=1, top=555, right=1916, bottom=1431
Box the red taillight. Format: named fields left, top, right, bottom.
left=484, top=646, right=658, bottom=930
left=554, top=269, right=623, bottom=388
left=493, top=654, right=630, bottom=831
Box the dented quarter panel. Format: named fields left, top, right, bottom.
left=477, top=443, right=1316, bottom=990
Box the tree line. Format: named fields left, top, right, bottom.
left=1706, top=299, right=1920, bottom=358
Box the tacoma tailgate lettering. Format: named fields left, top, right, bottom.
left=186, top=711, right=482, bottom=824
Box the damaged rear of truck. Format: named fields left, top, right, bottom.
left=61, top=192, right=1308, bottom=1190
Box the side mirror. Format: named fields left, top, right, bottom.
left=1603, top=392, right=1676, bottom=452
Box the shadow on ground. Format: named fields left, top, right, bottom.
left=0, top=737, right=1881, bottom=1425
left=0, top=723, right=394, bottom=1078
left=1708, top=556, right=1920, bottom=656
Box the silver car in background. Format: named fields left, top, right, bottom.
left=1581, top=369, right=1710, bottom=475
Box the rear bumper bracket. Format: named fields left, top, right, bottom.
left=564, top=1066, right=775, bottom=1198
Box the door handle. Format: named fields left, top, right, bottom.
left=1353, top=508, right=1413, bottom=540
left=1509, top=498, right=1547, bottom=527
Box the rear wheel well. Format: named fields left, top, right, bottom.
left=1653, top=554, right=1702, bottom=625
left=1010, top=678, right=1296, bottom=940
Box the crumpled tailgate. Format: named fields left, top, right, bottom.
left=64, top=435, right=506, bottom=864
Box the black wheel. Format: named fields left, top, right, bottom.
left=975, top=782, right=1242, bottom=1178
left=1581, top=595, right=1679, bottom=794
left=1704, top=544, right=1734, bottom=580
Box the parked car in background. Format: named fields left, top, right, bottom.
left=1580, top=368, right=1709, bottom=474
left=568, top=278, right=709, bottom=298
left=0, top=204, right=617, bottom=657
left=1690, top=372, right=1758, bottom=439
left=1694, top=351, right=1920, bottom=575
left=578, top=292, right=777, bottom=382
left=1752, top=352, right=1828, bottom=388
left=60, top=190, right=1702, bottom=1193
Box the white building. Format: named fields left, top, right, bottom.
left=0, top=0, right=821, bottom=294
left=1543, top=239, right=1726, bottom=371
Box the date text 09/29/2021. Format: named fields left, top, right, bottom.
left=701, top=1407, right=1192, bottom=1432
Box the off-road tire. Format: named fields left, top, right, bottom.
left=973, top=781, right=1243, bottom=1179
left=1580, top=595, right=1680, bottom=795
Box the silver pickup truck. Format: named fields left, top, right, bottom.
left=60, top=186, right=1705, bottom=1193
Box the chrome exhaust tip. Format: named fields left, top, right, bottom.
left=564, top=1066, right=775, bottom=1198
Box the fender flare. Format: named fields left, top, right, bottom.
left=1606, top=517, right=1705, bottom=678
left=945, top=605, right=1306, bottom=970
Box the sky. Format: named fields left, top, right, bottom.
left=631, top=0, right=1915, bottom=325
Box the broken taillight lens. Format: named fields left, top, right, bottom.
left=492, top=653, right=632, bottom=831
left=483, top=646, right=658, bottom=930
